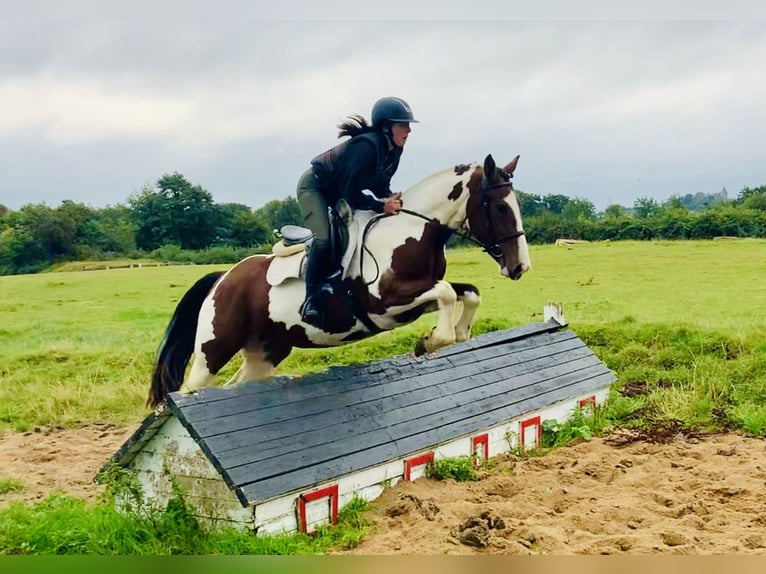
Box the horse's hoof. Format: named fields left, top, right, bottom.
left=417, top=326, right=457, bottom=355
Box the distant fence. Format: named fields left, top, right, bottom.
left=76, top=262, right=196, bottom=272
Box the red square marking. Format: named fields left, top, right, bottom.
left=578, top=396, right=596, bottom=410
left=297, top=484, right=339, bottom=533
left=471, top=433, right=489, bottom=468
left=404, top=451, right=434, bottom=481
left=520, top=416, right=541, bottom=448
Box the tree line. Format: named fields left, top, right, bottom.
left=1, top=172, right=765, bottom=276
left=0, top=173, right=302, bottom=275
left=514, top=185, right=766, bottom=245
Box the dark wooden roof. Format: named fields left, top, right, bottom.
left=104, top=321, right=615, bottom=506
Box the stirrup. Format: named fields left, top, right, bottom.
left=301, top=310, right=324, bottom=329
left=321, top=271, right=343, bottom=295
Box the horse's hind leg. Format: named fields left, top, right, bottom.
left=451, top=283, right=481, bottom=342
left=179, top=352, right=217, bottom=395
left=227, top=349, right=277, bottom=385
left=181, top=338, right=248, bottom=394
left=179, top=308, right=245, bottom=395
left=180, top=344, right=276, bottom=393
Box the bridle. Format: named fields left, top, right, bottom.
left=459, top=172, right=525, bottom=262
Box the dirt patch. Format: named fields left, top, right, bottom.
left=0, top=424, right=138, bottom=505
left=336, top=433, right=766, bottom=555
left=2, top=427, right=766, bottom=554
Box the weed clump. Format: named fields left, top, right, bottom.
left=426, top=456, right=478, bottom=481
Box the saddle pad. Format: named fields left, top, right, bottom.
left=266, top=251, right=305, bottom=287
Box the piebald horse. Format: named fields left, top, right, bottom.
left=147, top=154, right=531, bottom=409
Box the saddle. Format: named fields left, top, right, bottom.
left=266, top=200, right=363, bottom=287
left=266, top=203, right=383, bottom=333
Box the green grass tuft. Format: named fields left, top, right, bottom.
left=0, top=491, right=370, bottom=555
left=0, top=478, right=24, bottom=495
left=426, top=456, right=477, bottom=481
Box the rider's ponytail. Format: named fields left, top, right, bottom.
left=337, top=114, right=373, bottom=139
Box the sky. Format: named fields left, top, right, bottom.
left=2, top=1, right=765, bottom=212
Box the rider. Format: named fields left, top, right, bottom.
left=296, top=96, right=418, bottom=328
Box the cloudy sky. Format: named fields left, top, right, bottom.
left=2, top=1, right=765, bottom=212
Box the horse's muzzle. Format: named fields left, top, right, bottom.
left=505, top=263, right=524, bottom=281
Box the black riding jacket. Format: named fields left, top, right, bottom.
left=310, top=131, right=402, bottom=213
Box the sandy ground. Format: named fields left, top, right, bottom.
left=0, top=424, right=136, bottom=505
left=1, top=426, right=766, bottom=554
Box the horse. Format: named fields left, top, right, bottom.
left=147, top=153, right=531, bottom=409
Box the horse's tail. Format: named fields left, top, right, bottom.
left=147, top=271, right=224, bottom=409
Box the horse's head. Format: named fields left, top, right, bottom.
left=465, top=154, right=531, bottom=280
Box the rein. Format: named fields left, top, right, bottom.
left=399, top=208, right=484, bottom=248
left=358, top=180, right=524, bottom=285
left=358, top=208, right=471, bottom=287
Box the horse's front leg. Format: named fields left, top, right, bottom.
left=450, top=282, right=481, bottom=342
left=412, top=280, right=458, bottom=355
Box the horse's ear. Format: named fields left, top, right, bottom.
left=483, top=154, right=496, bottom=178
left=503, top=155, right=520, bottom=176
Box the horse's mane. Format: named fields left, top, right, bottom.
left=337, top=114, right=373, bottom=138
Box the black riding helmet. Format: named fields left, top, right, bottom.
left=371, top=97, right=420, bottom=128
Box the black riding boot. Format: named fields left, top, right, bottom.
left=301, top=239, right=330, bottom=328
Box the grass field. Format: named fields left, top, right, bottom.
left=1, top=239, right=766, bottom=434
